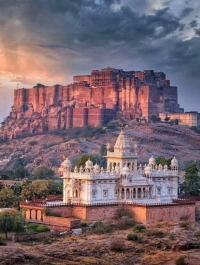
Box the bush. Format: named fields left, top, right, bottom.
left=169, top=233, right=175, bottom=240
left=94, top=224, right=112, bottom=234
left=109, top=239, right=124, bottom=251
left=93, top=221, right=112, bottom=234
left=29, top=140, right=38, bottom=146
left=93, top=221, right=103, bottom=228
left=133, top=224, right=146, bottom=233
left=81, top=222, right=88, bottom=227
left=36, top=225, right=50, bottom=232
left=27, top=223, right=39, bottom=232
left=175, top=256, right=186, bottom=265
left=145, top=229, right=164, bottom=238
left=180, top=221, right=191, bottom=230
left=115, top=207, right=133, bottom=219
left=127, top=233, right=138, bottom=241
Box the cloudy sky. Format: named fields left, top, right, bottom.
left=0, top=0, right=200, bottom=122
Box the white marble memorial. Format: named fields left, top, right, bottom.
left=59, top=129, right=179, bottom=204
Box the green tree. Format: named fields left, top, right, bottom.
left=99, top=144, right=107, bottom=156
left=0, top=210, right=25, bottom=239
left=155, top=156, right=172, bottom=167
left=11, top=183, right=22, bottom=197
left=32, top=166, right=55, bottom=180
left=14, top=167, right=29, bottom=179
left=180, top=163, right=200, bottom=196
left=76, top=154, right=96, bottom=168
left=0, top=187, right=17, bottom=208
left=0, top=170, right=14, bottom=180
left=20, top=180, right=62, bottom=201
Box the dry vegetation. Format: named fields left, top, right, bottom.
left=2, top=219, right=200, bottom=265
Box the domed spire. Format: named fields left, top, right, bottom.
left=61, top=157, right=72, bottom=168
left=93, top=163, right=100, bottom=173
left=114, top=129, right=131, bottom=153
left=149, top=156, right=155, bottom=167
left=85, top=159, right=94, bottom=170
left=144, top=164, right=153, bottom=176
left=107, top=143, right=111, bottom=151
left=171, top=157, right=178, bottom=168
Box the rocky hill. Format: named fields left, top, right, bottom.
left=0, top=120, right=200, bottom=173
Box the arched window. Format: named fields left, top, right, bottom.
left=73, top=190, right=78, bottom=197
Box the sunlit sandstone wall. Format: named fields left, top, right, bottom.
left=48, top=203, right=195, bottom=224
left=13, top=70, right=179, bottom=123
left=159, top=113, right=200, bottom=127
left=145, top=204, right=195, bottom=224
left=21, top=202, right=195, bottom=224
left=82, top=203, right=195, bottom=224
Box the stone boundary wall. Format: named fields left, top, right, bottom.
left=20, top=200, right=196, bottom=225
left=12, top=231, right=52, bottom=242
left=43, top=215, right=80, bottom=229
left=145, top=204, right=195, bottom=224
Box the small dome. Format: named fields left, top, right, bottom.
left=149, top=156, right=155, bottom=166
left=107, top=143, right=111, bottom=150
left=85, top=159, right=93, bottom=169
left=121, top=166, right=130, bottom=175
left=94, top=163, right=100, bottom=172
left=171, top=157, right=178, bottom=167
left=144, top=164, right=152, bottom=175
left=61, top=157, right=72, bottom=168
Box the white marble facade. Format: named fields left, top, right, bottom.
left=59, top=130, right=179, bottom=204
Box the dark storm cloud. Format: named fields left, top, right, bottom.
left=180, top=7, right=194, bottom=19
left=189, top=20, right=198, bottom=28
left=195, top=28, right=200, bottom=35
left=0, top=0, right=200, bottom=117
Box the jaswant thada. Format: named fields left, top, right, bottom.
left=20, top=129, right=195, bottom=227
left=60, top=128, right=179, bottom=205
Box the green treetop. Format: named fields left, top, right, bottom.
left=0, top=210, right=25, bottom=239
left=180, top=163, right=200, bottom=196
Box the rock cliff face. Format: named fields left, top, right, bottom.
left=0, top=67, right=180, bottom=139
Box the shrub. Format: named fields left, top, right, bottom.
left=81, top=222, right=88, bottom=227
left=180, top=221, right=191, bottom=230
left=29, top=140, right=38, bottom=146
left=175, top=256, right=186, bottom=265
left=169, top=233, right=175, bottom=240
left=93, top=221, right=112, bottom=234
left=36, top=225, right=50, bottom=232
left=109, top=239, right=124, bottom=251
left=127, top=233, right=138, bottom=241
left=27, top=223, right=39, bottom=232
left=133, top=224, right=146, bottom=233
left=94, top=224, right=112, bottom=234
left=145, top=229, right=164, bottom=238
left=115, top=207, right=133, bottom=219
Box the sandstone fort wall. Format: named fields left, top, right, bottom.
left=2, top=68, right=181, bottom=138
